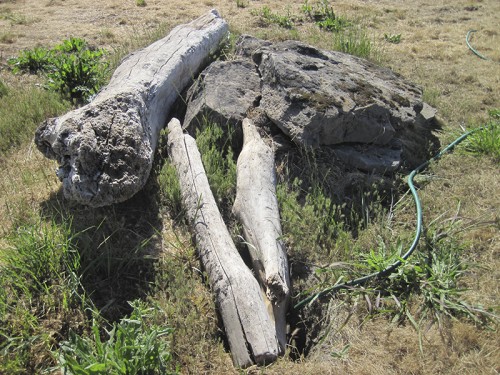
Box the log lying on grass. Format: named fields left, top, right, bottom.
left=232, top=118, right=290, bottom=351
left=35, top=10, right=228, bottom=207
left=167, top=118, right=279, bottom=368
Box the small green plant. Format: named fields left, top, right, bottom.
left=8, top=37, right=109, bottom=103
left=0, top=79, right=7, bottom=98
left=384, top=33, right=402, bottom=44
left=277, top=177, right=351, bottom=263
left=464, top=109, right=500, bottom=162
left=159, top=159, right=183, bottom=218
left=195, top=121, right=237, bottom=207
left=136, top=0, right=146, bottom=6
left=355, top=218, right=496, bottom=334
left=0, top=83, right=70, bottom=153
left=235, top=0, right=247, bottom=8
left=8, top=47, right=52, bottom=74
left=332, top=26, right=374, bottom=59
left=0, top=221, right=84, bottom=373
left=303, top=0, right=351, bottom=32
left=251, top=6, right=295, bottom=29
left=57, top=300, right=174, bottom=374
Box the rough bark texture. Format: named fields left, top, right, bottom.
left=167, top=117, right=279, bottom=368
left=35, top=10, right=228, bottom=207
left=232, top=118, right=290, bottom=351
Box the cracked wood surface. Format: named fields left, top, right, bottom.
left=167, top=117, right=279, bottom=368
left=232, top=118, right=290, bottom=352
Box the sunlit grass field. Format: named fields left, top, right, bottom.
left=0, top=0, right=498, bottom=373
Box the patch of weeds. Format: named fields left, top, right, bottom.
left=8, top=37, right=109, bottom=103
left=159, top=159, right=183, bottom=219
left=0, top=9, right=31, bottom=25
left=153, top=241, right=225, bottom=371
left=332, top=25, right=374, bottom=59
left=303, top=0, right=351, bottom=32
left=464, top=109, right=500, bottom=162
left=195, top=121, right=237, bottom=208
left=0, top=83, right=70, bottom=153
left=384, top=33, right=402, bottom=44
left=0, top=32, right=16, bottom=44
left=0, top=79, right=7, bottom=98
left=354, top=218, right=497, bottom=346
left=8, top=46, right=52, bottom=74
left=251, top=6, right=295, bottom=29
left=99, top=28, right=116, bottom=42
left=136, top=0, right=146, bottom=7
left=235, top=0, right=247, bottom=8
left=277, top=177, right=352, bottom=264
left=0, top=220, right=86, bottom=373
left=422, top=87, right=441, bottom=107
left=57, top=300, right=174, bottom=374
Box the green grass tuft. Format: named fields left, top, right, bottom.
left=251, top=6, right=295, bottom=29
left=57, top=300, right=173, bottom=375
left=0, top=82, right=70, bottom=154
left=195, top=121, right=237, bottom=207
left=8, top=37, right=109, bottom=104
left=332, top=25, right=374, bottom=59
left=0, top=220, right=84, bottom=373
left=464, top=110, right=500, bottom=162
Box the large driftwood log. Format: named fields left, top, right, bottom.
left=35, top=10, right=228, bottom=207
left=167, top=118, right=279, bottom=368
left=232, top=118, right=290, bottom=351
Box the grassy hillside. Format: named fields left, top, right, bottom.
left=0, top=0, right=498, bottom=373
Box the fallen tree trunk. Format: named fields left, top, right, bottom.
left=35, top=10, right=228, bottom=207
left=232, top=118, right=290, bottom=352
left=167, top=117, right=279, bottom=368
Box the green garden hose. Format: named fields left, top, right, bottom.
left=466, top=30, right=489, bottom=61
left=294, top=127, right=482, bottom=310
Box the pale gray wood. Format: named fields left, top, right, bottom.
left=35, top=10, right=228, bottom=207
left=167, top=118, right=279, bottom=368
left=232, top=118, right=290, bottom=352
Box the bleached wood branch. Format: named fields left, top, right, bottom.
left=35, top=10, right=228, bottom=207
left=232, top=118, right=290, bottom=351
left=167, top=117, right=279, bottom=368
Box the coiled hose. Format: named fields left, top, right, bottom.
left=294, top=127, right=482, bottom=310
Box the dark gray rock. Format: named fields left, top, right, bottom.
left=184, top=35, right=438, bottom=172
left=183, top=59, right=261, bottom=130
left=333, top=144, right=402, bottom=173
left=253, top=40, right=422, bottom=148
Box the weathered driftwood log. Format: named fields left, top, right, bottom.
left=167, top=118, right=279, bottom=368
left=35, top=10, right=228, bottom=207
left=232, top=118, right=290, bottom=351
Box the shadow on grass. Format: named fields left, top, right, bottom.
left=39, top=171, right=163, bottom=323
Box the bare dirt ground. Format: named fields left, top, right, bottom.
left=1, top=0, right=499, bottom=374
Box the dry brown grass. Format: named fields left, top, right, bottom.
left=0, top=0, right=498, bottom=373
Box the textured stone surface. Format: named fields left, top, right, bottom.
left=185, top=35, right=438, bottom=172
left=252, top=39, right=423, bottom=147
left=183, top=59, right=261, bottom=130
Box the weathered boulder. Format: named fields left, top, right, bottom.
left=183, top=59, right=261, bottom=130
left=35, top=10, right=228, bottom=207
left=184, top=35, right=439, bottom=171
